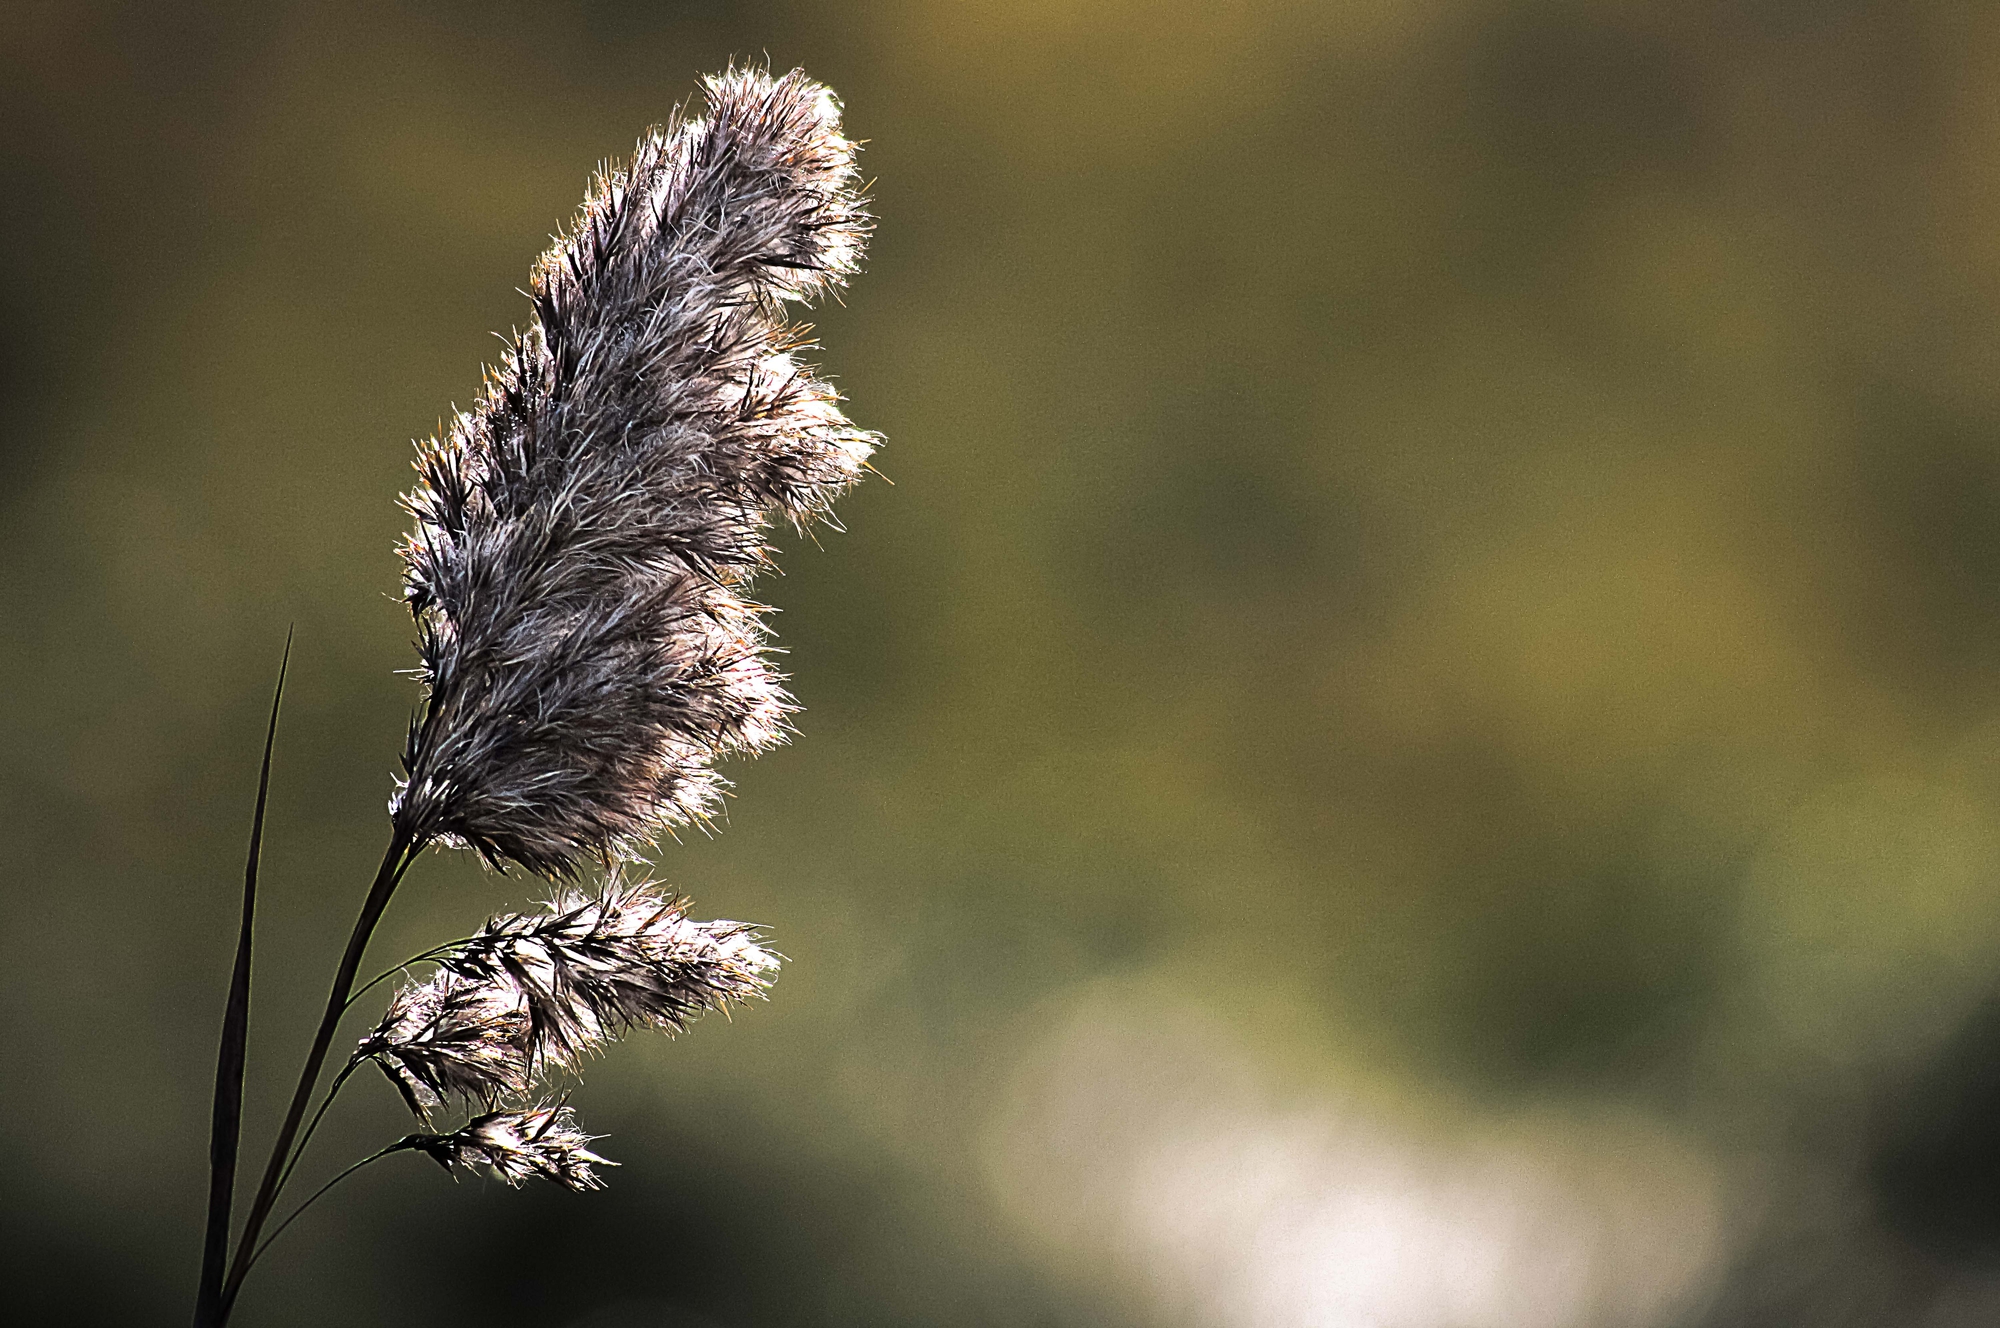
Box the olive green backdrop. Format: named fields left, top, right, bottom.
left=7, top=2, right=2000, bottom=1324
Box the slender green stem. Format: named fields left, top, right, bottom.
left=218, top=828, right=418, bottom=1321
left=269, top=934, right=481, bottom=1200
left=344, top=939, right=470, bottom=1014
left=260, top=935, right=477, bottom=1203
left=235, top=1141, right=416, bottom=1289
left=267, top=1060, right=361, bottom=1217
left=194, top=630, right=291, bottom=1328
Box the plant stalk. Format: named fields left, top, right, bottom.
left=217, top=826, right=418, bottom=1320
left=193, top=630, right=291, bottom=1328
left=234, top=1141, right=415, bottom=1292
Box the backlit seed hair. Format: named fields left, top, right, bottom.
left=391, top=65, right=878, bottom=876
left=353, top=876, right=778, bottom=1124
left=352, top=967, right=533, bottom=1123
left=193, top=71, right=876, bottom=1322
left=435, top=874, right=780, bottom=1075
left=402, top=1103, right=613, bottom=1190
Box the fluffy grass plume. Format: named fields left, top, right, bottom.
left=402, top=1103, right=614, bottom=1191
left=354, top=876, right=779, bottom=1121
left=197, top=67, right=878, bottom=1326
left=393, top=65, right=878, bottom=876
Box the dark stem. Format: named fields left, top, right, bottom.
left=235, top=1140, right=418, bottom=1291
left=193, top=629, right=291, bottom=1328
left=345, top=938, right=470, bottom=1013
left=267, top=1060, right=361, bottom=1217
left=218, top=826, right=419, bottom=1321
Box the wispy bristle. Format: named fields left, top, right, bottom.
left=403, top=1103, right=612, bottom=1190
left=352, top=969, right=532, bottom=1123
left=352, top=873, right=780, bottom=1122
left=390, top=64, right=878, bottom=875
left=440, top=871, right=781, bottom=1074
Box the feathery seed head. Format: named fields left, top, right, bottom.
left=353, top=874, right=781, bottom=1124
left=404, top=1103, right=612, bottom=1190
left=391, top=65, right=878, bottom=876
left=440, top=873, right=781, bottom=1074
left=352, top=968, right=533, bottom=1124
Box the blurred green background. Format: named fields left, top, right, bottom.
left=8, top=1, right=2000, bottom=1323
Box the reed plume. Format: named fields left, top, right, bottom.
left=353, top=876, right=779, bottom=1121
left=400, top=1102, right=613, bottom=1191
left=352, top=967, right=533, bottom=1123
left=433, top=874, right=778, bottom=1072
left=195, top=64, right=878, bottom=1326
left=392, top=63, right=877, bottom=878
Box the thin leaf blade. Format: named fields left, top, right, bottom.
left=194, top=627, right=292, bottom=1327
